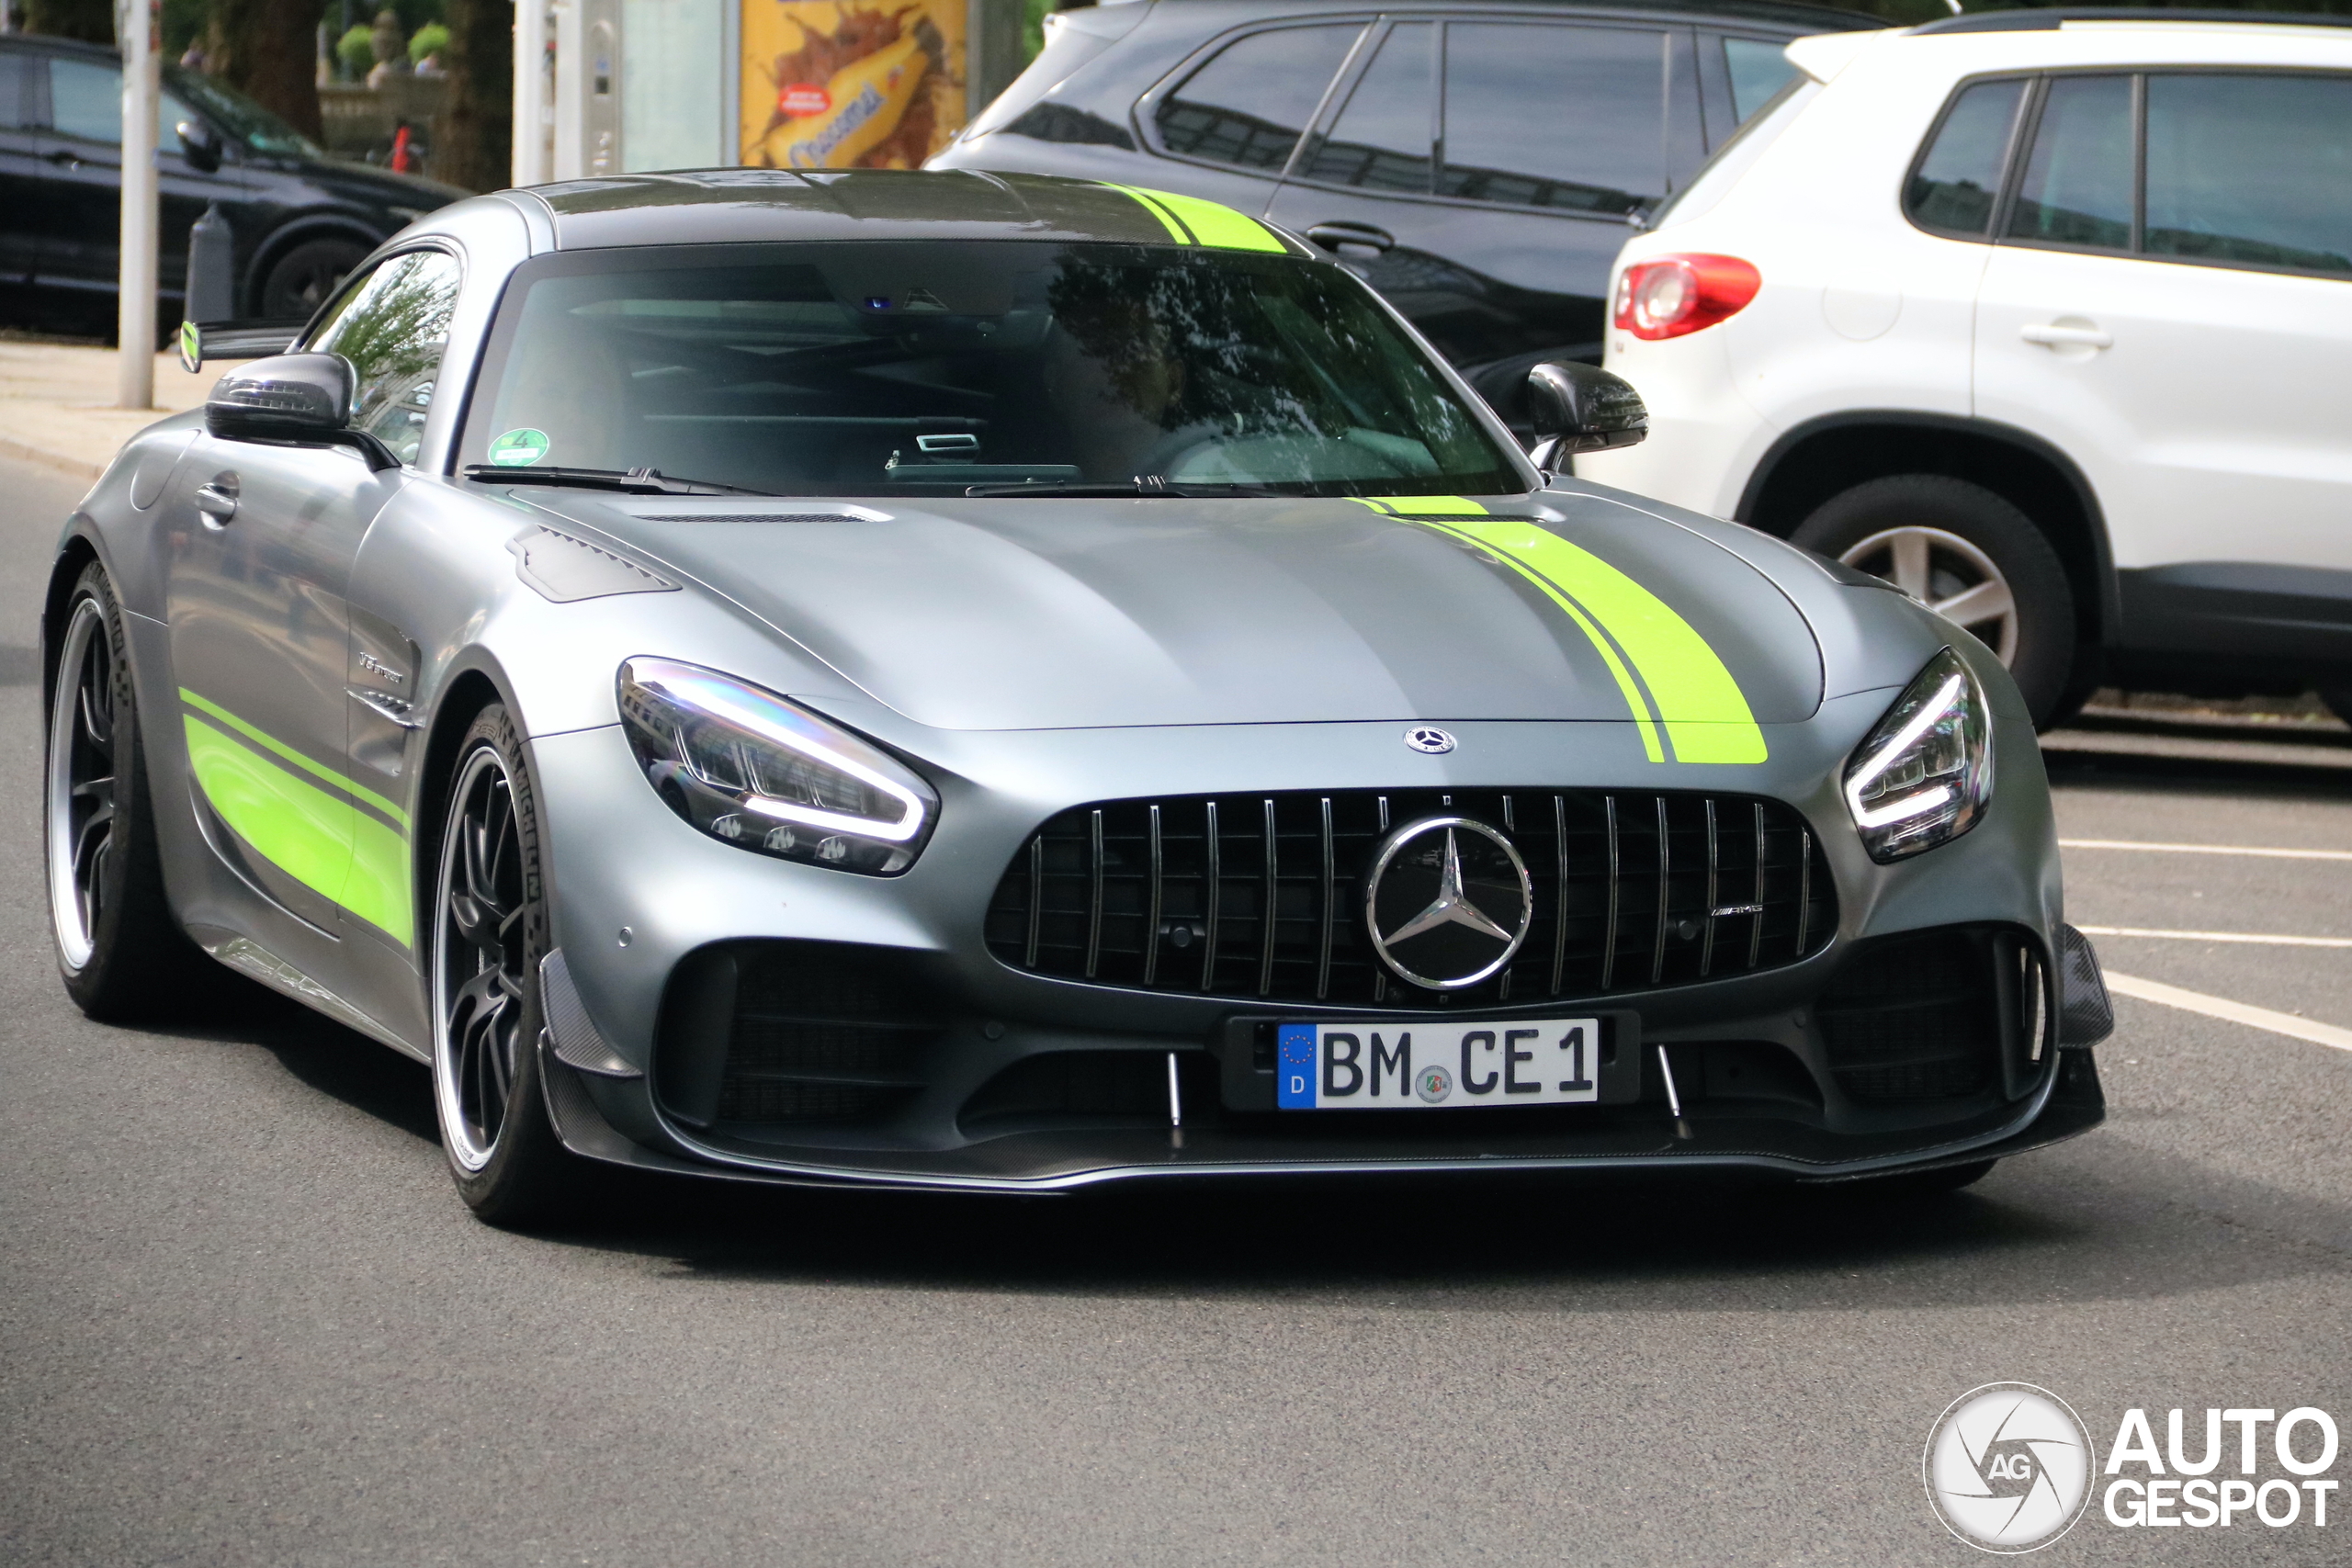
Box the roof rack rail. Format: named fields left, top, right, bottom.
left=1913, top=7, right=2352, bottom=35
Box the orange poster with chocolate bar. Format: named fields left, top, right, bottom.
left=741, top=1, right=968, bottom=170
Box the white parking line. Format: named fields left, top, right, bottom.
left=2105, top=972, right=2352, bottom=1054
left=2059, top=838, right=2352, bottom=862
left=2077, top=925, right=2352, bottom=948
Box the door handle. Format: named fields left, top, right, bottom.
left=194, top=477, right=238, bottom=527
left=2020, top=322, right=2112, bottom=350
left=43, top=148, right=79, bottom=167
left=1304, top=221, right=1395, bottom=254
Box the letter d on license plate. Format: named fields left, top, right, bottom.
left=1276, top=1018, right=1602, bottom=1110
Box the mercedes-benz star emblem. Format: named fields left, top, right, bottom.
left=1364, top=816, right=1533, bottom=989
left=1403, top=726, right=1456, bottom=754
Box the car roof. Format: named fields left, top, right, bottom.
left=1911, top=7, right=2352, bottom=34
left=1151, top=0, right=1874, bottom=29
left=520, top=169, right=1317, bottom=253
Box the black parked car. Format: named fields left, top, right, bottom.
left=0, top=36, right=464, bottom=329
left=933, top=0, right=1874, bottom=422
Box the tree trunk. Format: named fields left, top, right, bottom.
left=21, top=0, right=115, bottom=46
left=206, top=0, right=327, bottom=141
left=433, top=0, right=511, bottom=193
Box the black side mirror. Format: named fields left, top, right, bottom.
left=206, top=354, right=400, bottom=471
left=177, top=119, right=222, bottom=174
left=1524, top=360, right=1647, bottom=469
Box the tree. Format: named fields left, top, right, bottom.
left=22, top=0, right=115, bottom=45
left=433, top=0, right=510, bottom=192
left=205, top=0, right=328, bottom=140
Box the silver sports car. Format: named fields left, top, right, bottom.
left=45, top=171, right=2112, bottom=1222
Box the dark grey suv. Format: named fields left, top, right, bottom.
left=933, top=0, right=1874, bottom=423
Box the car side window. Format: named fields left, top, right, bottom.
left=1298, top=21, right=1430, bottom=192
left=1439, top=24, right=1666, bottom=216
left=1722, top=37, right=1798, bottom=126
left=309, top=250, right=462, bottom=467
left=1905, top=77, right=2027, bottom=239
left=2007, top=74, right=2132, bottom=251
left=1154, top=25, right=1363, bottom=172
left=2144, top=73, right=2352, bottom=276
left=0, top=52, right=30, bottom=130
left=47, top=56, right=186, bottom=154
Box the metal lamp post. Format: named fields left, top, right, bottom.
left=115, top=0, right=161, bottom=409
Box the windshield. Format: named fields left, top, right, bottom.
left=165, top=67, right=322, bottom=158
left=458, top=241, right=1526, bottom=498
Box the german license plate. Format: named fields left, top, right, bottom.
left=1276, top=1018, right=1603, bottom=1110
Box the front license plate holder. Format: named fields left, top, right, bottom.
left=1215, top=1010, right=1641, bottom=1111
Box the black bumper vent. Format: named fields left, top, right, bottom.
left=985, top=789, right=1835, bottom=1009
left=656, top=942, right=937, bottom=1127
left=1818, top=928, right=2028, bottom=1103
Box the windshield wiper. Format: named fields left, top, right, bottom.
left=964, top=479, right=1282, bottom=499
left=462, top=464, right=771, bottom=497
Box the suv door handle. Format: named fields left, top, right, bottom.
left=43, top=148, right=80, bottom=167
left=2020, top=322, right=2112, bottom=350
left=194, top=477, right=239, bottom=526
left=1305, top=221, right=1395, bottom=254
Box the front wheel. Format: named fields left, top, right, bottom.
left=1792, top=475, right=2078, bottom=727
left=430, top=703, right=580, bottom=1225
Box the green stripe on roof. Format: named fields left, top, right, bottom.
left=1105, top=184, right=1287, bottom=252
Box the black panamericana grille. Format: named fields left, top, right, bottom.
left=984, top=790, right=1836, bottom=1009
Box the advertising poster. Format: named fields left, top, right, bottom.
left=740, top=1, right=968, bottom=170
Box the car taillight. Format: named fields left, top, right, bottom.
left=1612, top=254, right=1761, bottom=341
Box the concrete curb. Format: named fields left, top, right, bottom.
left=0, top=434, right=104, bottom=484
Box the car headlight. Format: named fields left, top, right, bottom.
left=1842, top=647, right=1992, bottom=863
left=616, top=658, right=938, bottom=874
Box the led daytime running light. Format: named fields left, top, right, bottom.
left=1841, top=647, right=1992, bottom=863
left=1845, top=673, right=1965, bottom=829
left=659, top=671, right=927, bottom=843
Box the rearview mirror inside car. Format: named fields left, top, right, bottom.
left=205, top=354, right=400, bottom=471
left=1525, top=360, right=1647, bottom=468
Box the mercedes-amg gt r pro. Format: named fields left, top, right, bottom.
left=44, top=171, right=2112, bottom=1221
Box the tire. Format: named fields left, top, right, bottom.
left=46, top=562, right=212, bottom=1020
left=255, top=237, right=368, bottom=321
left=1791, top=475, right=2077, bottom=728
left=429, top=703, right=582, bottom=1225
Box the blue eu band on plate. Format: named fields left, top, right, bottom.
left=1278, top=1019, right=1602, bottom=1110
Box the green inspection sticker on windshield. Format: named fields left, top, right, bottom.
left=488, top=428, right=549, bottom=467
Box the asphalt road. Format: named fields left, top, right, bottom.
left=3, top=453, right=2347, bottom=1566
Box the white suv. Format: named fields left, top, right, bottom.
left=1577, top=12, right=2352, bottom=724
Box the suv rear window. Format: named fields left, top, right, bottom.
left=1155, top=25, right=1362, bottom=171
left=1905, top=78, right=2025, bottom=238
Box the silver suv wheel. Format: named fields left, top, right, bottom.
left=1839, top=525, right=2019, bottom=664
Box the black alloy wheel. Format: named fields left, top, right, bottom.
left=257, top=237, right=369, bottom=321
left=430, top=704, right=579, bottom=1222
left=45, top=562, right=210, bottom=1018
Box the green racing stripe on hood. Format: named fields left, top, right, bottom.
left=1353, top=498, right=1769, bottom=763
